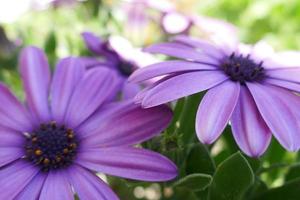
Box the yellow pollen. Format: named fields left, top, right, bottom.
left=34, top=149, right=42, bottom=156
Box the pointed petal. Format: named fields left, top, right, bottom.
left=248, top=83, right=300, bottom=151
left=64, top=68, right=119, bottom=128
left=51, top=57, right=85, bottom=124
left=0, top=127, right=25, bottom=147
left=172, top=35, right=225, bottom=59
left=77, top=147, right=177, bottom=181
left=82, top=32, right=106, bottom=54
left=39, top=171, right=73, bottom=200
left=129, top=60, right=216, bottom=83
left=15, top=173, right=47, bottom=200
left=266, top=67, right=300, bottom=83
left=231, top=86, right=272, bottom=157
left=0, top=83, right=33, bottom=131
left=76, top=100, right=137, bottom=139
left=68, top=165, right=119, bottom=200
left=0, top=147, right=23, bottom=167
left=0, top=160, right=39, bottom=199
left=19, top=46, right=51, bottom=123
left=134, top=75, right=176, bottom=104
left=144, top=43, right=219, bottom=65
left=264, top=78, right=300, bottom=93
left=142, top=71, right=228, bottom=108
left=196, top=81, right=240, bottom=144
left=80, top=103, right=172, bottom=148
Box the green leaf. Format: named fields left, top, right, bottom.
left=196, top=188, right=209, bottom=200
left=172, top=188, right=199, bottom=200
left=173, top=173, right=212, bottom=192
left=245, top=179, right=268, bottom=199
left=208, top=152, right=255, bottom=200
left=253, top=177, right=300, bottom=200
left=246, top=157, right=261, bottom=174
left=186, top=143, right=216, bottom=175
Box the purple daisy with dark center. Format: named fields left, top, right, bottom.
left=130, top=35, right=300, bottom=157
left=0, top=46, right=177, bottom=199
left=81, top=32, right=158, bottom=99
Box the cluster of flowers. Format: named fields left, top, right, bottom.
left=1, top=0, right=300, bottom=199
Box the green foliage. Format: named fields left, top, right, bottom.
left=1, top=0, right=300, bottom=199
left=173, top=173, right=212, bottom=192
left=253, top=178, right=300, bottom=200
left=185, top=144, right=215, bottom=176
left=208, top=152, right=255, bottom=200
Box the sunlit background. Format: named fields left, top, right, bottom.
left=1, top=0, right=300, bottom=199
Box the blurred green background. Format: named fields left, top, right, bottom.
left=1, top=0, right=300, bottom=199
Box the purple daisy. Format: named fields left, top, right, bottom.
left=0, top=46, right=177, bottom=199
left=122, top=0, right=236, bottom=39
left=81, top=32, right=158, bottom=99
left=130, top=35, right=300, bottom=157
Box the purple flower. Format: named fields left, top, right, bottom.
left=51, top=0, right=77, bottom=8
left=122, top=0, right=236, bottom=39
left=0, top=46, right=177, bottom=199
left=81, top=32, right=158, bottom=99
left=130, top=35, right=300, bottom=157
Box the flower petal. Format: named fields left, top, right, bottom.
left=77, top=147, right=177, bottom=181
left=82, top=32, right=106, bottom=54
left=162, top=12, right=191, bottom=34
left=264, top=78, right=300, bottom=93
left=129, top=60, right=216, bottom=83
left=68, top=165, right=119, bottom=200
left=15, top=173, right=47, bottom=200
left=19, top=46, right=51, bottom=123
left=39, top=171, right=73, bottom=200
left=80, top=103, right=172, bottom=148
left=122, top=82, right=140, bottom=100
left=172, top=35, right=225, bottom=59
left=266, top=67, right=300, bottom=83
left=79, top=57, right=104, bottom=69
left=134, top=75, right=176, bottom=104
left=0, top=126, right=25, bottom=147
left=0, top=83, right=33, bottom=131
left=51, top=57, right=85, bottom=124
left=64, top=68, right=119, bottom=128
left=144, top=42, right=219, bottom=65
left=196, top=81, right=240, bottom=144
left=231, top=86, right=272, bottom=157
left=142, top=71, right=228, bottom=108
left=0, top=147, right=23, bottom=167
left=0, top=160, right=39, bottom=199
left=248, top=83, right=300, bottom=151
left=77, top=100, right=136, bottom=139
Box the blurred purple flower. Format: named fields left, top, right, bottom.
left=0, top=46, right=177, bottom=199
left=122, top=0, right=236, bottom=38
left=51, top=0, right=77, bottom=8
left=82, top=32, right=158, bottom=99
left=130, top=35, right=300, bottom=157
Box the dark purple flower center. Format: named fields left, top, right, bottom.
left=221, top=53, right=265, bottom=84
left=118, top=60, right=136, bottom=77
left=24, top=122, right=78, bottom=172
